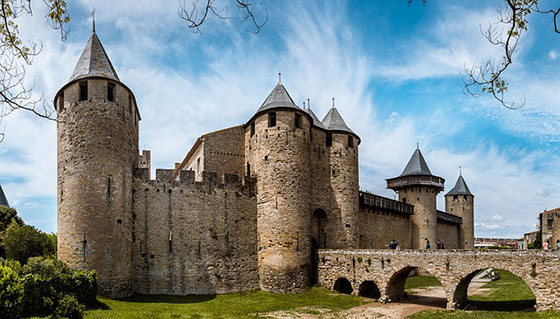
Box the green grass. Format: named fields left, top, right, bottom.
left=405, top=275, right=442, bottom=292
left=81, top=286, right=367, bottom=319
left=410, top=270, right=541, bottom=319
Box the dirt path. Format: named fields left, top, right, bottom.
left=257, top=284, right=490, bottom=319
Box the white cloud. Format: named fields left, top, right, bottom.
left=549, top=50, right=558, bottom=60
left=492, top=214, right=504, bottom=222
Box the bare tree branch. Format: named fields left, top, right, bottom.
left=178, top=0, right=268, bottom=34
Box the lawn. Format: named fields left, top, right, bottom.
left=405, top=275, right=442, bottom=292
left=82, top=286, right=367, bottom=319
left=409, top=269, right=544, bottom=319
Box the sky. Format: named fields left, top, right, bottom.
left=1, top=0, right=560, bottom=238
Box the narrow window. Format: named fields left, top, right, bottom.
left=463, top=195, right=467, bottom=201
left=326, top=132, right=332, bottom=147
left=295, top=113, right=302, bottom=129
left=128, top=95, right=133, bottom=114
left=79, top=81, right=88, bottom=101
left=196, top=158, right=201, bottom=173
left=58, top=92, right=64, bottom=111
left=107, top=177, right=112, bottom=197
left=250, top=121, right=255, bottom=136
left=268, top=112, right=276, bottom=127
left=108, top=82, right=115, bottom=102
left=246, top=162, right=251, bottom=177
left=453, top=195, right=458, bottom=201
left=348, top=135, right=354, bottom=148
left=402, top=198, right=407, bottom=203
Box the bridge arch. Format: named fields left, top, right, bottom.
left=386, top=266, right=448, bottom=303
left=358, top=280, right=381, bottom=299
left=333, top=277, right=353, bottom=295
left=453, top=267, right=537, bottom=310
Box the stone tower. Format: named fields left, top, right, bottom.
left=0, top=184, right=9, bottom=207
left=322, top=103, right=360, bottom=248
left=387, top=148, right=444, bottom=249
left=55, top=30, right=140, bottom=297
left=244, top=79, right=312, bottom=293
left=445, top=173, right=475, bottom=249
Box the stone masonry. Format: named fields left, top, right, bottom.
left=318, top=249, right=560, bottom=311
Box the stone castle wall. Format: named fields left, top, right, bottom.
left=358, top=208, right=412, bottom=249
left=399, top=186, right=439, bottom=249
left=57, top=79, right=138, bottom=297
left=245, top=110, right=312, bottom=292
left=203, top=126, right=245, bottom=179
left=445, top=195, right=474, bottom=249
left=436, top=221, right=460, bottom=249
left=131, top=169, right=258, bottom=295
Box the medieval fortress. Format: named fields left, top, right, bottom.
left=56, top=31, right=475, bottom=297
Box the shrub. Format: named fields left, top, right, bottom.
left=0, top=262, right=24, bottom=319
left=53, top=294, right=85, bottom=319
left=4, top=222, right=56, bottom=263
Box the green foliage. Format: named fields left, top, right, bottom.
left=0, top=206, right=23, bottom=233
left=3, top=222, right=56, bottom=263
left=0, top=261, right=24, bottom=319
left=53, top=294, right=85, bottom=319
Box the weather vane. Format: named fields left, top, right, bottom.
left=91, top=7, right=96, bottom=33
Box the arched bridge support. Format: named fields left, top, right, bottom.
left=317, top=249, right=560, bottom=311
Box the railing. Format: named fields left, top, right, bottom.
left=386, top=175, right=445, bottom=190
left=359, top=191, right=414, bottom=215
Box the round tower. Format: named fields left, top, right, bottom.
left=55, top=30, right=140, bottom=297
left=445, top=173, right=475, bottom=249
left=321, top=100, right=360, bottom=248
left=244, top=78, right=312, bottom=292
left=386, top=147, right=444, bottom=249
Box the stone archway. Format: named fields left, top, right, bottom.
left=312, top=209, right=327, bottom=249
left=359, top=280, right=381, bottom=299
left=333, top=277, right=353, bottom=295
left=385, top=265, right=448, bottom=309
left=453, top=268, right=537, bottom=311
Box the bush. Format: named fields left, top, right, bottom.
left=53, top=294, right=84, bottom=319
left=3, top=222, right=56, bottom=263
left=0, top=206, right=24, bottom=259
left=0, top=262, right=24, bottom=319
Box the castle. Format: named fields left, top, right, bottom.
left=55, top=30, right=475, bottom=297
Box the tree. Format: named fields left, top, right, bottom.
left=0, top=206, right=23, bottom=233
left=178, top=0, right=268, bottom=33
left=0, top=0, right=70, bottom=142
left=3, top=221, right=55, bottom=263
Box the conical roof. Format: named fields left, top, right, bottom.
left=0, top=184, right=9, bottom=207
left=308, top=108, right=326, bottom=129
left=446, top=174, right=473, bottom=196
left=257, top=83, right=300, bottom=113
left=400, top=148, right=433, bottom=176
left=69, top=32, right=119, bottom=82
left=321, top=107, right=355, bottom=135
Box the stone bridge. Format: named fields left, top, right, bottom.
left=317, top=249, right=560, bottom=311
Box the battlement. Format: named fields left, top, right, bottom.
left=133, top=167, right=255, bottom=196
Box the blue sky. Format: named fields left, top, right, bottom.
left=2, top=0, right=560, bottom=238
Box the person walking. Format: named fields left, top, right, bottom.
left=425, top=239, right=431, bottom=250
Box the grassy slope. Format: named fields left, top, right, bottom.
left=409, top=270, right=545, bottom=319
left=405, top=275, right=442, bottom=292
left=83, top=286, right=367, bottom=319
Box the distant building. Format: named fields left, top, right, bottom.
left=523, top=230, right=539, bottom=249
left=517, top=238, right=525, bottom=249
left=474, top=237, right=518, bottom=249
left=0, top=184, right=9, bottom=207
left=540, top=208, right=560, bottom=248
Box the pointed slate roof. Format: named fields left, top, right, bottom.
left=0, top=184, right=9, bottom=207
left=446, top=174, right=474, bottom=196
left=400, top=148, right=433, bottom=177
left=321, top=107, right=355, bottom=135
left=69, top=32, right=119, bottom=82
left=308, top=108, right=326, bottom=129
left=257, top=83, right=300, bottom=113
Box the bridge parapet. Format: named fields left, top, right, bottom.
left=318, top=249, right=560, bottom=311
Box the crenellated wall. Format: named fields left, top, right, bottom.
left=131, top=169, right=258, bottom=295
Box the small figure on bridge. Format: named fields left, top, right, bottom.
left=556, top=240, right=560, bottom=250
left=395, top=241, right=401, bottom=250
left=436, top=239, right=445, bottom=249
left=389, top=240, right=397, bottom=249
left=544, top=240, right=550, bottom=250
left=425, top=238, right=431, bottom=249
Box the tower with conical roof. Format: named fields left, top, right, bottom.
left=244, top=75, right=313, bottom=293
left=386, top=147, right=444, bottom=249
left=55, top=27, right=140, bottom=297
left=0, top=184, right=9, bottom=207
left=322, top=100, right=360, bottom=248
left=445, top=173, right=474, bottom=249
